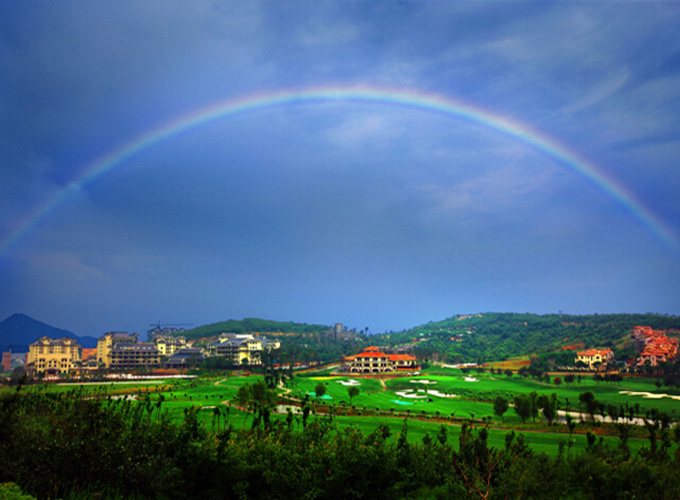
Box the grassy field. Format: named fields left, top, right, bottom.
left=7, top=368, right=678, bottom=458
left=293, top=368, right=680, bottom=421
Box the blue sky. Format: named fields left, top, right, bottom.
left=1, top=2, right=679, bottom=337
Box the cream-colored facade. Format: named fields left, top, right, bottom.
left=155, top=336, right=188, bottom=356
left=97, top=332, right=138, bottom=368
left=26, top=337, right=81, bottom=375
left=575, top=348, right=614, bottom=368
left=344, top=346, right=418, bottom=373
left=207, top=334, right=280, bottom=366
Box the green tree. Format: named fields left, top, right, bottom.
left=348, top=385, right=360, bottom=405
left=493, top=396, right=509, bottom=423
left=538, top=393, right=558, bottom=425
left=513, top=394, right=531, bottom=424
left=250, top=379, right=276, bottom=428
left=579, top=391, right=599, bottom=422
left=529, top=391, right=539, bottom=422
left=236, top=382, right=252, bottom=408
left=0, top=483, right=37, bottom=500
left=314, top=382, right=326, bottom=398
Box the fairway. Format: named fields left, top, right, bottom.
left=294, top=368, right=680, bottom=424
left=15, top=370, right=679, bottom=458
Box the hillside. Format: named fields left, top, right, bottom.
left=376, top=312, right=680, bottom=363
left=0, top=313, right=98, bottom=351
left=177, top=317, right=333, bottom=341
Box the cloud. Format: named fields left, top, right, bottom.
left=324, top=111, right=407, bottom=149
left=24, top=252, right=104, bottom=281
left=416, top=161, right=558, bottom=222
left=1, top=2, right=679, bottom=335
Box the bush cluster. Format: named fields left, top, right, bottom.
left=1, top=388, right=679, bottom=499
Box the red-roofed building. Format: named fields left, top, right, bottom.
left=344, top=347, right=418, bottom=373
left=575, top=348, right=614, bottom=369
left=632, top=326, right=679, bottom=367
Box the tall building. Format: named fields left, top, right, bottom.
left=110, top=343, right=160, bottom=370
left=97, top=332, right=138, bottom=368
left=155, top=336, right=188, bottom=356
left=25, top=337, right=82, bottom=375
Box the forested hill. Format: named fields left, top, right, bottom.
left=377, top=312, right=680, bottom=364
left=177, top=318, right=332, bottom=341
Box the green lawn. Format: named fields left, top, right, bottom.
left=7, top=371, right=677, bottom=458
left=290, top=370, right=680, bottom=424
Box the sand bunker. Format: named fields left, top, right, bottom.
left=464, top=377, right=478, bottom=382
left=410, top=379, right=438, bottom=385
left=619, top=391, right=680, bottom=401
left=427, top=390, right=458, bottom=398
left=335, top=379, right=361, bottom=386
left=395, top=390, right=428, bottom=399
left=395, top=389, right=457, bottom=399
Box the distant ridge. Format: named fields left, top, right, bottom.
left=179, top=318, right=332, bottom=341
left=0, top=313, right=98, bottom=352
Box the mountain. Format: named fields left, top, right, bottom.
left=0, top=313, right=98, bottom=352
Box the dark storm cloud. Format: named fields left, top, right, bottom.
left=1, top=1, right=679, bottom=335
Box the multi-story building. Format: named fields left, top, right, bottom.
left=155, top=336, right=188, bottom=357
left=207, top=333, right=280, bottom=366
left=109, top=343, right=160, bottom=370
left=25, top=337, right=82, bottom=376
left=165, top=348, right=206, bottom=370
left=575, top=348, right=615, bottom=369
left=97, top=332, right=138, bottom=368
left=344, top=346, right=418, bottom=373
left=632, top=326, right=679, bottom=367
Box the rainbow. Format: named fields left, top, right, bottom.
left=1, top=85, right=678, bottom=255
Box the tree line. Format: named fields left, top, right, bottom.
left=2, top=385, right=680, bottom=499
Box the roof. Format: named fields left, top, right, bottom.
left=355, top=351, right=388, bottom=358
left=387, top=354, right=416, bottom=361
left=112, top=343, right=158, bottom=352
left=577, top=348, right=613, bottom=357
left=81, top=348, right=97, bottom=360
left=345, top=348, right=416, bottom=363
left=168, top=348, right=205, bottom=360
left=29, top=336, right=80, bottom=347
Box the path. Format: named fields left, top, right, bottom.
left=557, top=410, right=650, bottom=426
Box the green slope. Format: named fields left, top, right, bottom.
left=377, top=312, right=680, bottom=363
left=178, top=317, right=332, bottom=341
